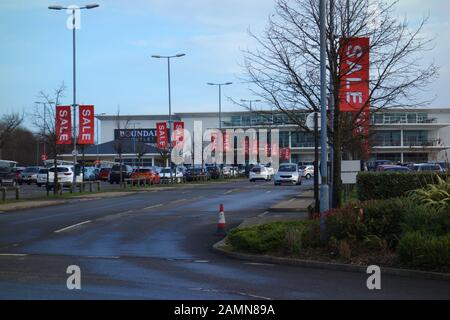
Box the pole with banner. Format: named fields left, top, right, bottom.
left=156, top=122, right=168, bottom=167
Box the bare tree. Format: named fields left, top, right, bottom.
left=0, top=112, right=24, bottom=159
left=135, top=141, right=147, bottom=167
left=243, top=0, right=437, bottom=207
left=32, top=83, right=66, bottom=193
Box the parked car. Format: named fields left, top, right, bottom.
left=130, top=167, right=159, bottom=185
left=36, top=168, right=49, bottom=187
left=159, top=167, right=184, bottom=182
left=185, top=167, right=210, bottom=181
left=368, top=160, right=393, bottom=171
left=206, top=166, right=221, bottom=179
left=83, top=167, right=97, bottom=181
left=21, top=166, right=42, bottom=185
left=249, top=166, right=272, bottom=182
left=12, top=167, right=25, bottom=185
left=264, top=163, right=276, bottom=177
left=223, top=166, right=238, bottom=177
left=109, top=164, right=133, bottom=184
left=0, top=160, right=19, bottom=187
left=411, top=163, right=444, bottom=172
left=46, top=165, right=83, bottom=190
left=274, top=163, right=301, bottom=185
left=376, top=165, right=411, bottom=172
left=299, top=165, right=314, bottom=179
left=98, top=168, right=111, bottom=181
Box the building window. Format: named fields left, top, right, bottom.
left=403, top=153, right=428, bottom=163
left=291, top=131, right=315, bottom=148
left=279, top=131, right=290, bottom=148
left=403, top=130, right=428, bottom=146
left=373, top=130, right=401, bottom=146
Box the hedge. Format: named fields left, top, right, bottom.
left=356, top=172, right=449, bottom=201
left=397, top=231, right=450, bottom=272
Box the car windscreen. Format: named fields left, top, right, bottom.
left=138, top=169, right=151, bottom=173
left=0, top=166, right=10, bottom=173
left=49, top=167, right=70, bottom=173
left=24, top=167, right=40, bottom=173
left=279, top=165, right=296, bottom=172
left=38, top=169, right=48, bottom=174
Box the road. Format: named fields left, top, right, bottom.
left=0, top=180, right=449, bottom=299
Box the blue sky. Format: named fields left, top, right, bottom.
left=0, top=0, right=449, bottom=125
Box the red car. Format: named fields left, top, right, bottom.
left=130, top=168, right=160, bottom=185
left=98, top=168, right=111, bottom=181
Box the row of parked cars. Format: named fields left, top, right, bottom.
left=248, top=163, right=316, bottom=185
left=373, top=161, right=448, bottom=172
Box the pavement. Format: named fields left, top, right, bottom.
left=0, top=179, right=449, bottom=299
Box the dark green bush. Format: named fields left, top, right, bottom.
left=398, top=231, right=450, bottom=272
left=402, top=206, right=450, bottom=237
left=227, top=220, right=319, bottom=254
left=325, top=203, right=367, bottom=241
left=357, top=172, right=449, bottom=201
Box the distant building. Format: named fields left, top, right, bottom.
left=58, top=108, right=450, bottom=167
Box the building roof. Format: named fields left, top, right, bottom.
left=62, top=140, right=161, bottom=156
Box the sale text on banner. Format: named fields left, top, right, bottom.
left=339, top=37, right=370, bottom=112
left=156, top=122, right=168, bottom=149
left=78, top=105, right=95, bottom=145
left=56, top=106, right=72, bottom=145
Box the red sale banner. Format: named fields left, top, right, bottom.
left=173, top=121, right=184, bottom=148
left=280, top=148, right=291, bottom=160
left=339, top=37, right=370, bottom=112
left=56, top=106, right=72, bottom=145
left=156, top=122, right=168, bottom=149
left=223, top=132, right=231, bottom=153
left=78, top=105, right=95, bottom=145
left=211, top=132, right=217, bottom=152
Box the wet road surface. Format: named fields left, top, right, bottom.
left=0, top=180, right=449, bottom=299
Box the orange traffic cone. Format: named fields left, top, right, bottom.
left=216, top=203, right=226, bottom=236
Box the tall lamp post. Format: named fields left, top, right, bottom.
left=49, top=3, right=99, bottom=192
left=207, top=82, right=233, bottom=132
left=319, top=0, right=329, bottom=240
left=152, top=53, right=185, bottom=179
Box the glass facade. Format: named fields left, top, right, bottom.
left=291, top=131, right=315, bottom=148
left=403, top=130, right=429, bottom=146
left=371, top=112, right=435, bottom=124
left=373, top=130, right=401, bottom=146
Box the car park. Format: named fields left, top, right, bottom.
left=299, top=165, right=314, bottom=179
left=249, top=166, right=272, bottom=182
left=36, top=168, right=49, bottom=187
left=274, top=163, right=301, bottom=185
left=109, top=164, right=133, bottom=184
left=21, top=166, right=42, bottom=185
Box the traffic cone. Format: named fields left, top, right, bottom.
left=216, top=203, right=226, bottom=236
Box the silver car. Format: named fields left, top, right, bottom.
left=274, top=163, right=301, bottom=185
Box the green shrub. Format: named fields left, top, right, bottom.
left=408, top=176, right=450, bottom=213
left=357, top=172, right=449, bottom=201
left=397, top=231, right=450, bottom=272
left=362, top=197, right=423, bottom=248
left=402, top=206, right=450, bottom=237
left=325, top=202, right=367, bottom=241
left=227, top=220, right=319, bottom=254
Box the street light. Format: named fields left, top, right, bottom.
left=49, top=3, right=99, bottom=192
left=207, top=82, right=233, bottom=132
left=241, top=99, right=261, bottom=125
left=152, top=53, right=186, bottom=177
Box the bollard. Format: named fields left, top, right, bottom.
left=59, top=183, right=63, bottom=196
left=97, top=181, right=100, bottom=192
left=1, top=188, right=5, bottom=202
left=89, top=182, right=93, bottom=193
left=15, top=187, right=19, bottom=200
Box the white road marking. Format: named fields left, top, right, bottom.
left=54, top=220, right=91, bottom=233
left=0, top=253, right=28, bottom=257
left=265, top=190, right=271, bottom=194
left=258, top=211, right=270, bottom=217
left=244, top=262, right=275, bottom=267
left=144, top=204, right=163, bottom=210
left=224, top=189, right=239, bottom=195
left=171, top=198, right=187, bottom=204
left=194, top=260, right=209, bottom=263
left=86, top=255, right=120, bottom=259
